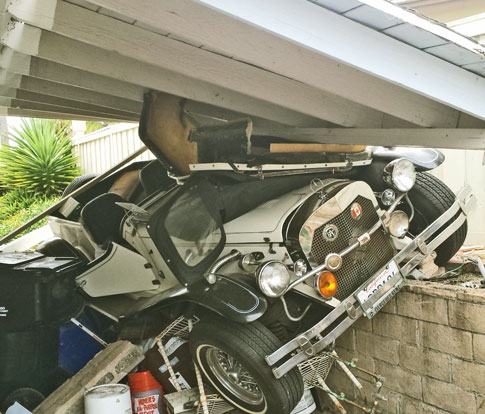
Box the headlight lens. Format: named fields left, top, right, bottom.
left=256, top=261, right=291, bottom=298
left=388, top=210, right=409, bottom=238
left=383, top=158, right=416, bottom=192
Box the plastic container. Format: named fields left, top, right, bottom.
left=128, top=371, right=165, bottom=414
left=59, top=312, right=104, bottom=374
left=84, top=384, right=132, bottom=414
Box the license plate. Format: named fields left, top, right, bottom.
left=355, top=261, right=405, bottom=318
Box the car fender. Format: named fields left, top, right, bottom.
left=371, top=146, right=444, bottom=171
left=186, top=274, right=268, bottom=323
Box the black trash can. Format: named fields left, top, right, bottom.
left=0, top=252, right=84, bottom=402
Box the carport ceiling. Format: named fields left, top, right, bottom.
left=0, top=0, right=485, bottom=148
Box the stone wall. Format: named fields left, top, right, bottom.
left=323, top=281, right=485, bottom=414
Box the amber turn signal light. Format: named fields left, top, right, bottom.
left=317, top=271, right=338, bottom=299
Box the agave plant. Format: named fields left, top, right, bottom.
left=0, top=118, right=80, bottom=196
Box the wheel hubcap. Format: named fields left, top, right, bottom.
left=205, top=346, right=264, bottom=406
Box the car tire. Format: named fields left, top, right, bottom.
left=406, top=172, right=467, bottom=266
left=190, top=317, right=304, bottom=414
left=62, top=174, right=98, bottom=198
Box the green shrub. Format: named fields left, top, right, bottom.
left=0, top=118, right=80, bottom=195
left=0, top=189, right=38, bottom=220
left=0, top=191, right=58, bottom=239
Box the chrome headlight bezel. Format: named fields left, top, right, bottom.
left=256, top=261, right=291, bottom=298
left=383, top=158, right=416, bottom=193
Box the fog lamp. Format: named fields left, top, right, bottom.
left=316, top=271, right=338, bottom=299
left=381, top=189, right=396, bottom=206
left=383, top=158, right=416, bottom=192
left=388, top=210, right=409, bottom=238
left=256, top=261, right=291, bottom=297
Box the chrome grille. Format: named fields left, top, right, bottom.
left=307, top=195, right=395, bottom=301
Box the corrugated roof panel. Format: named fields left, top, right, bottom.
left=309, top=0, right=361, bottom=14
left=461, top=61, right=485, bottom=76
left=424, top=43, right=485, bottom=66
left=383, top=23, right=448, bottom=49
left=344, top=5, right=403, bottom=30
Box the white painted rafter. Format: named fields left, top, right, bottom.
left=86, top=0, right=463, bottom=128
left=2, top=1, right=398, bottom=128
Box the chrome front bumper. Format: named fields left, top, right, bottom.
left=266, top=185, right=475, bottom=379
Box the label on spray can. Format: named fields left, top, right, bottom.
left=132, top=389, right=163, bottom=414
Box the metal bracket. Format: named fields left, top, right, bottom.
left=297, top=336, right=315, bottom=357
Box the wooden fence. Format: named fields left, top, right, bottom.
left=71, top=124, right=485, bottom=245
left=71, top=123, right=152, bottom=174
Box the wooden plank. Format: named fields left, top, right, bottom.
left=269, top=143, right=367, bottom=153
left=1, top=106, right=136, bottom=121
left=87, top=0, right=463, bottom=128
left=18, top=76, right=143, bottom=113
left=5, top=4, right=386, bottom=128
left=7, top=31, right=334, bottom=128
left=3, top=96, right=137, bottom=121
left=33, top=341, right=144, bottom=414
left=254, top=127, right=485, bottom=150
left=29, top=56, right=146, bottom=102
left=3, top=88, right=140, bottom=118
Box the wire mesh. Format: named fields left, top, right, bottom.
left=156, top=315, right=200, bottom=344
left=195, top=394, right=234, bottom=414
left=298, top=352, right=334, bottom=389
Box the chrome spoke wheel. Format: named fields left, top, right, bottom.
left=205, top=346, right=264, bottom=406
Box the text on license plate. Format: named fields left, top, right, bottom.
left=357, top=261, right=399, bottom=304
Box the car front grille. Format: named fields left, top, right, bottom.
left=306, top=195, right=395, bottom=301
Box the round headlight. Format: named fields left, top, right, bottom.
left=256, top=261, right=291, bottom=298
left=388, top=210, right=409, bottom=238
left=383, top=158, right=416, bottom=192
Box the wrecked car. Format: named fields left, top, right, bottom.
left=0, top=93, right=475, bottom=413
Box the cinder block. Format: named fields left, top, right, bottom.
left=33, top=341, right=144, bottom=414
left=380, top=295, right=397, bottom=314
left=355, top=330, right=399, bottom=365
left=354, top=315, right=372, bottom=331
left=401, top=397, right=452, bottom=414
left=372, top=312, right=418, bottom=344
left=419, top=321, right=473, bottom=359
left=358, top=377, right=401, bottom=414
left=397, top=292, right=448, bottom=325
left=324, top=369, right=356, bottom=402
left=336, top=327, right=355, bottom=351
left=452, top=358, right=485, bottom=391
left=400, top=343, right=450, bottom=381
left=335, top=347, right=375, bottom=381
left=478, top=395, right=485, bottom=414
left=449, top=300, right=485, bottom=334
left=423, top=377, right=476, bottom=414
left=473, top=334, right=485, bottom=364
left=375, top=361, right=422, bottom=400
left=404, top=281, right=457, bottom=300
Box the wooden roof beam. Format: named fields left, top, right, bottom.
left=3, top=2, right=388, bottom=128
left=88, top=0, right=465, bottom=128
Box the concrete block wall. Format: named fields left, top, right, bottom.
left=323, top=281, right=485, bottom=414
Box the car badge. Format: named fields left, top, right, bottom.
left=323, top=224, right=339, bottom=241
left=351, top=202, right=363, bottom=220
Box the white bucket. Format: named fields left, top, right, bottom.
left=84, top=384, right=133, bottom=414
